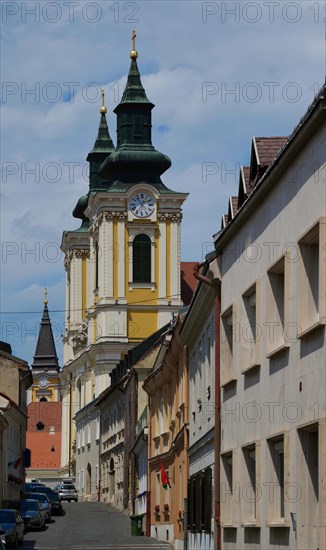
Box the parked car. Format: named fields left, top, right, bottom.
left=30, top=487, right=63, bottom=515
left=24, top=493, right=51, bottom=523
left=24, top=482, right=45, bottom=492
left=57, top=482, right=78, bottom=503
left=0, top=529, right=5, bottom=550
left=0, top=509, right=25, bottom=546
left=15, top=500, right=45, bottom=531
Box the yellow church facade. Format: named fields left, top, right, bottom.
left=60, top=35, right=187, bottom=475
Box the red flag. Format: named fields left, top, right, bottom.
left=159, top=460, right=170, bottom=490
left=13, top=457, right=22, bottom=469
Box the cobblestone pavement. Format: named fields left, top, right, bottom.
left=22, top=502, right=171, bottom=549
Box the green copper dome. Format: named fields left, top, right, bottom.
left=99, top=58, right=172, bottom=186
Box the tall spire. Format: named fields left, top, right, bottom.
left=32, top=291, right=60, bottom=373
left=99, top=31, right=171, bottom=186
left=73, top=88, right=116, bottom=224
left=88, top=88, right=115, bottom=158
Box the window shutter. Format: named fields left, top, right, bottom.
left=133, top=234, right=151, bottom=282
left=195, top=473, right=203, bottom=532
left=203, top=468, right=212, bottom=532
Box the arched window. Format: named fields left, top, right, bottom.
left=40, top=397, right=47, bottom=402
left=36, top=422, right=45, bottom=431
left=133, top=234, right=151, bottom=283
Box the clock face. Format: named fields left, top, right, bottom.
left=129, top=192, right=155, bottom=218
left=38, top=375, right=48, bottom=388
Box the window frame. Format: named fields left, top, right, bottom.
left=127, top=225, right=157, bottom=291
left=297, top=218, right=326, bottom=337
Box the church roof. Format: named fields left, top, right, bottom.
left=32, top=296, right=60, bottom=373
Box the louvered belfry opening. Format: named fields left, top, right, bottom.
left=133, top=234, right=151, bottom=282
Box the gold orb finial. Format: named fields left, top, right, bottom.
left=100, top=88, right=107, bottom=114
left=44, top=287, right=48, bottom=305
left=130, top=29, right=138, bottom=60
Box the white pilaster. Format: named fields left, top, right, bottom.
left=117, top=219, right=125, bottom=298
left=159, top=222, right=167, bottom=299
left=170, top=221, right=179, bottom=304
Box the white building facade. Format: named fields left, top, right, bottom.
left=75, top=399, right=100, bottom=501
left=180, top=262, right=219, bottom=550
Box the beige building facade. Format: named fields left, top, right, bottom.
left=144, top=318, right=189, bottom=548
left=215, top=85, right=326, bottom=549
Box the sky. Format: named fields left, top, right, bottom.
left=1, top=0, right=325, bottom=366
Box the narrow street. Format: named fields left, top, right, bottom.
left=22, top=502, right=170, bottom=549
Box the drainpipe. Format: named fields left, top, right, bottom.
left=193, top=259, right=222, bottom=550
left=68, top=372, right=72, bottom=477
left=214, top=286, right=221, bottom=550
left=146, top=395, right=151, bottom=537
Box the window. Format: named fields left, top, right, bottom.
left=221, top=305, right=237, bottom=385
left=297, top=425, right=319, bottom=549
left=188, top=468, right=212, bottom=533
left=297, top=219, right=326, bottom=335
left=241, top=281, right=261, bottom=372
left=266, top=255, right=290, bottom=355
left=96, top=416, right=100, bottom=441
left=159, top=396, right=164, bottom=435
left=133, top=234, right=151, bottom=283
left=36, top=422, right=45, bottom=431
left=266, top=434, right=289, bottom=525
left=241, top=443, right=260, bottom=525
left=50, top=425, right=55, bottom=435
left=221, top=452, right=234, bottom=526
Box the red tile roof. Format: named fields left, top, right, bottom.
left=230, top=196, right=239, bottom=218
left=255, top=137, right=288, bottom=166
left=181, top=262, right=198, bottom=305
left=241, top=166, right=252, bottom=194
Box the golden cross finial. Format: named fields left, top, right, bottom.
left=100, top=88, right=107, bottom=114
left=44, top=287, right=48, bottom=305
left=130, top=29, right=138, bottom=60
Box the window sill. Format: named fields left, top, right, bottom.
left=220, top=375, right=237, bottom=388
left=267, top=520, right=289, bottom=528
left=242, top=522, right=260, bottom=528
left=241, top=362, right=260, bottom=374
left=129, top=282, right=155, bottom=292
left=222, top=523, right=237, bottom=528
left=297, top=319, right=325, bottom=339
left=266, top=343, right=289, bottom=359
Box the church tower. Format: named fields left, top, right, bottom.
left=26, top=290, right=62, bottom=481
left=28, top=289, right=60, bottom=403
left=60, top=33, right=188, bottom=475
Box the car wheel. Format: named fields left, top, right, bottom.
left=74, top=499, right=78, bottom=502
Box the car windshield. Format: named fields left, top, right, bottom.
left=19, top=501, right=39, bottom=512
left=35, top=488, right=59, bottom=501
left=62, top=485, right=76, bottom=490
left=0, top=511, right=15, bottom=522
left=26, top=493, right=48, bottom=503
